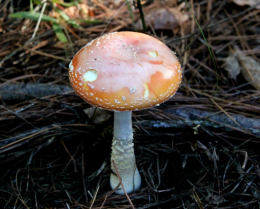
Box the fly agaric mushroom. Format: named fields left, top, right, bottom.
left=69, top=31, right=182, bottom=194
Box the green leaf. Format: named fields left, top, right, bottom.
left=79, top=19, right=102, bottom=25
left=56, top=9, right=79, bottom=28
left=32, top=0, right=41, bottom=5
left=10, top=11, right=58, bottom=23
left=52, top=23, right=68, bottom=43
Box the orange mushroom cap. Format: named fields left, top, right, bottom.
left=69, top=31, right=182, bottom=111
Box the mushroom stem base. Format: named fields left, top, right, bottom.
left=110, top=111, right=141, bottom=194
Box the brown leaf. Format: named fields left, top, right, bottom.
left=63, top=3, right=90, bottom=19
left=49, top=3, right=91, bottom=23
left=136, top=7, right=189, bottom=31
left=231, top=0, right=260, bottom=9
left=225, top=48, right=260, bottom=89
left=235, top=49, right=260, bottom=90
left=224, top=53, right=241, bottom=80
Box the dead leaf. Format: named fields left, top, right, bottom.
left=224, top=48, right=260, bottom=90
left=231, top=0, right=260, bottom=9
left=84, top=107, right=111, bottom=124
left=49, top=2, right=93, bottom=24
left=63, top=3, right=90, bottom=19
left=224, top=54, right=241, bottom=80
left=169, top=6, right=189, bottom=27
left=236, top=49, right=260, bottom=90
left=136, top=7, right=189, bottom=31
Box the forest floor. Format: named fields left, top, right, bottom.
left=0, top=0, right=259, bottom=208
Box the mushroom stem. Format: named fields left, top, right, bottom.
left=110, top=111, right=141, bottom=194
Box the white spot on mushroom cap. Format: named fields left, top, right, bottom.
left=88, top=83, right=95, bottom=89
left=83, top=69, right=98, bottom=82
left=143, top=83, right=149, bottom=99
left=130, top=88, right=136, bottom=94
left=85, top=39, right=95, bottom=48
left=148, top=50, right=158, bottom=58
left=96, top=41, right=101, bottom=47
left=69, top=61, right=74, bottom=72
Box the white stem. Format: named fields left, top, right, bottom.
left=114, top=111, right=133, bottom=140
left=110, top=111, right=141, bottom=194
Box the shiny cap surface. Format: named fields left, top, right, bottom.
left=69, top=31, right=182, bottom=111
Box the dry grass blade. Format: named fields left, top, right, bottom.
left=112, top=160, right=136, bottom=209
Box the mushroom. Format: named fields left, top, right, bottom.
left=68, top=31, right=182, bottom=194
